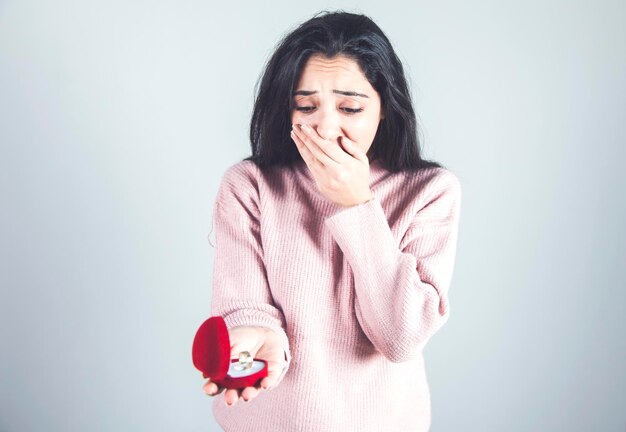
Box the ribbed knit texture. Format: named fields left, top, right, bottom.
left=208, top=157, right=461, bottom=432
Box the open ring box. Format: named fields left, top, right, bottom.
left=192, top=316, right=268, bottom=389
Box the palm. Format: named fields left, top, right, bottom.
left=203, top=326, right=286, bottom=406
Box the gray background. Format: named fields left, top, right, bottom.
left=1, top=0, right=624, bottom=431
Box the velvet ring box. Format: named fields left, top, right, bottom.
left=192, top=316, right=268, bottom=389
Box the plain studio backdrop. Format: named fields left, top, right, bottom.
left=1, top=0, right=624, bottom=431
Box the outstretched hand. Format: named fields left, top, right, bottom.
left=202, top=326, right=287, bottom=406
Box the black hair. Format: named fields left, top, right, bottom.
left=244, top=10, right=443, bottom=173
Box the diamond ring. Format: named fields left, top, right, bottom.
left=238, top=351, right=253, bottom=369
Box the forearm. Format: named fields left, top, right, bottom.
left=325, top=195, right=459, bottom=362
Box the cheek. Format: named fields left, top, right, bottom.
left=291, top=111, right=319, bottom=129
left=347, top=115, right=381, bottom=141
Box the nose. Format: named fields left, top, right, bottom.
left=313, top=107, right=341, bottom=142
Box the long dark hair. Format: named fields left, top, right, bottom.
left=244, top=10, right=443, bottom=173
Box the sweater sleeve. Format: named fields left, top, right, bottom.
left=323, top=169, right=461, bottom=363
left=208, top=163, right=291, bottom=384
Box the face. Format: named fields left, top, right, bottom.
left=291, top=54, right=384, bottom=160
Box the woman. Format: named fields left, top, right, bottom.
left=202, top=10, right=461, bottom=431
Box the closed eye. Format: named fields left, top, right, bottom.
left=294, top=106, right=315, bottom=113
left=294, top=107, right=363, bottom=114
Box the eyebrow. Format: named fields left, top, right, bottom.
left=293, top=90, right=370, bottom=98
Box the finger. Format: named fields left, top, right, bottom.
left=291, top=125, right=320, bottom=165
left=259, top=359, right=284, bottom=390
left=293, top=124, right=336, bottom=167
left=259, top=375, right=276, bottom=390
left=290, top=127, right=312, bottom=161
left=291, top=127, right=323, bottom=176
left=224, top=388, right=241, bottom=406
left=203, top=380, right=219, bottom=396
left=300, top=124, right=348, bottom=165
left=203, top=378, right=226, bottom=396
left=207, top=384, right=225, bottom=396
left=241, top=385, right=260, bottom=401
left=340, top=136, right=367, bottom=163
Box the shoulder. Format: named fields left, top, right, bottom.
left=214, top=160, right=267, bottom=217
left=391, top=166, right=461, bottom=204
left=411, top=166, right=461, bottom=194
left=422, top=167, right=461, bottom=205
left=217, top=159, right=279, bottom=201
left=215, top=159, right=289, bottom=216
left=398, top=167, right=462, bottom=223
left=220, top=159, right=286, bottom=188
left=220, top=159, right=262, bottom=188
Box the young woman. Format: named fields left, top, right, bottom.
left=202, top=10, right=462, bottom=431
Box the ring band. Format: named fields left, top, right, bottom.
left=238, top=351, right=253, bottom=369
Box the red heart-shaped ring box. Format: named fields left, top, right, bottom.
left=192, top=316, right=268, bottom=389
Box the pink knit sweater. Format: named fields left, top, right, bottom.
left=208, top=157, right=461, bottom=431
